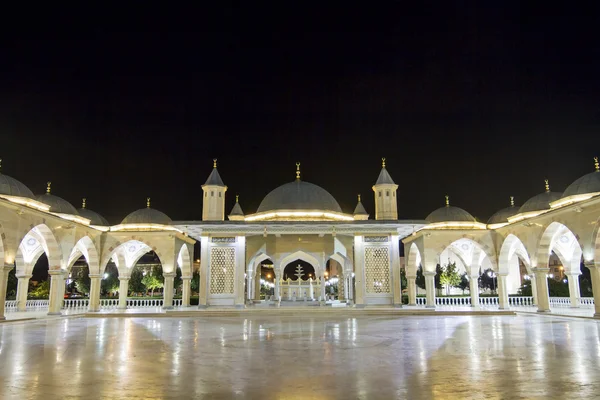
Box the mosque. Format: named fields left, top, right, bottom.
left=0, top=156, right=599, bottom=318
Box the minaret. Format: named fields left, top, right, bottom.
left=202, top=159, right=227, bottom=221
left=228, top=194, right=245, bottom=221
left=372, top=158, right=399, bottom=220
left=353, top=194, right=369, bottom=220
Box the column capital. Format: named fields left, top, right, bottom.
left=181, top=276, right=193, bottom=280
left=531, top=267, right=550, bottom=274
left=163, top=272, right=176, bottom=278
left=88, top=274, right=103, bottom=279
left=565, top=271, right=582, bottom=277
left=16, top=274, right=32, bottom=279
left=584, top=260, right=600, bottom=269
left=495, top=272, right=509, bottom=277
left=3, top=263, right=14, bottom=271
left=119, top=275, right=131, bottom=281
left=406, top=275, right=416, bottom=279
left=423, top=271, right=436, bottom=276
left=48, top=269, right=66, bottom=276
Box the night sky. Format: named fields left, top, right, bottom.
left=2, top=4, right=599, bottom=224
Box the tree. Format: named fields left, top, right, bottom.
left=128, top=267, right=146, bottom=295
left=29, top=280, right=50, bottom=299
left=6, top=268, right=17, bottom=299
left=458, top=273, right=470, bottom=294
left=73, top=266, right=91, bottom=295
left=479, top=268, right=497, bottom=294
left=190, top=271, right=200, bottom=293
left=101, top=263, right=119, bottom=296
left=141, top=266, right=164, bottom=297
left=400, top=269, right=407, bottom=290
left=439, top=262, right=462, bottom=295
left=416, top=266, right=425, bottom=290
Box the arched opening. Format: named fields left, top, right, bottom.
left=498, top=234, right=532, bottom=295
left=14, top=225, right=62, bottom=311
left=65, top=236, right=100, bottom=303
left=281, top=259, right=318, bottom=301
left=258, top=259, right=274, bottom=300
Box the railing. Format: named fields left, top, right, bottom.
left=479, top=297, right=499, bottom=306
left=63, top=299, right=90, bottom=309
left=437, top=297, right=472, bottom=306
left=98, top=298, right=183, bottom=309
left=5, top=300, right=17, bottom=310
left=549, top=297, right=572, bottom=307
left=413, top=296, right=536, bottom=308
left=26, top=300, right=50, bottom=308
left=508, top=296, right=534, bottom=307
left=577, top=297, right=595, bottom=307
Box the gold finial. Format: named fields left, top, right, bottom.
left=0, top=158, right=2, bottom=173
left=82, top=198, right=87, bottom=209
left=213, top=159, right=217, bottom=168
left=46, top=181, right=52, bottom=194
left=236, top=194, right=239, bottom=203
left=595, top=156, right=599, bottom=171
left=382, top=157, right=386, bottom=168
left=146, top=197, right=151, bottom=208
left=510, top=196, right=514, bottom=207
left=358, top=194, right=361, bottom=202
left=296, top=162, right=301, bottom=180
left=544, top=179, right=550, bottom=192
left=445, top=195, right=449, bottom=206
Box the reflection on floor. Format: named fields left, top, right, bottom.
left=0, top=314, right=598, bottom=398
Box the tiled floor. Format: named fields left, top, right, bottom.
left=0, top=314, right=599, bottom=399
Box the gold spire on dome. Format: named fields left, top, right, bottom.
left=382, top=157, right=386, bottom=168
left=213, top=159, right=217, bottom=168
left=595, top=156, right=599, bottom=171
left=445, top=195, right=450, bottom=206
left=0, top=158, right=2, bottom=173
left=82, top=198, right=87, bottom=209
left=510, top=196, right=514, bottom=207
left=146, top=197, right=151, bottom=208
left=236, top=194, right=239, bottom=203
left=358, top=194, right=361, bottom=202
left=46, top=181, right=52, bottom=194
left=545, top=179, right=550, bottom=192
left=296, top=162, right=301, bottom=180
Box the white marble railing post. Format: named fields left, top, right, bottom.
left=532, top=267, right=551, bottom=312
left=88, top=274, right=102, bottom=312
left=407, top=276, right=417, bottom=306
left=163, top=272, right=175, bottom=309
left=274, top=270, right=280, bottom=301
left=497, top=273, right=509, bottom=310
left=424, top=271, right=436, bottom=308
left=469, top=275, right=479, bottom=308
left=181, top=276, right=192, bottom=307
left=118, top=277, right=130, bottom=310
left=566, top=272, right=581, bottom=308
left=15, top=274, right=31, bottom=312
left=584, top=261, right=600, bottom=317
left=0, top=264, right=14, bottom=320
left=47, top=269, right=65, bottom=315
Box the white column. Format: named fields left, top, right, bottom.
left=118, top=277, right=129, bottom=309
left=0, top=264, right=13, bottom=320
left=354, top=236, right=366, bottom=307
left=585, top=262, right=600, bottom=317
left=497, top=273, right=509, bottom=310
left=469, top=275, right=480, bottom=308
left=566, top=272, right=581, bottom=307
left=88, top=274, right=102, bottom=312
left=274, top=267, right=280, bottom=301
left=407, top=276, right=417, bottom=306
left=234, top=236, right=246, bottom=308
left=181, top=276, right=192, bottom=307
left=391, top=234, right=402, bottom=307
left=198, top=236, right=209, bottom=308
left=532, top=267, right=550, bottom=312
left=16, top=274, right=31, bottom=312
left=246, top=268, right=253, bottom=301
left=530, top=276, right=538, bottom=305
left=163, top=273, right=175, bottom=309
left=320, top=274, right=326, bottom=302
left=424, top=271, right=436, bottom=308
left=47, top=269, right=65, bottom=315
left=254, top=269, right=261, bottom=300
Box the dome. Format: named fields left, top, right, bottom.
left=0, top=173, right=34, bottom=198
left=562, top=170, right=600, bottom=198
left=36, top=193, right=78, bottom=215
left=257, top=180, right=342, bottom=214
left=78, top=208, right=109, bottom=226
left=518, top=191, right=562, bottom=213
left=487, top=205, right=519, bottom=224
left=121, top=207, right=171, bottom=225
left=426, top=205, right=476, bottom=223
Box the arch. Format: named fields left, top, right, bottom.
left=498, top=234, right=532, bottom=294
left=439, top=237, right=497, bottom=275
left=440, top=246, right=470, bottom=275
left=100, top=236, right=165, bottom=273
left=279, top=251, right=321, bottom=276
left=406, top=243, right=422, bottom=277
left=66, top=236, right=100, bottom=275
left=15, top=224, right=63, bottom=274
left=177, top=243, right=192, bottom=277
left=536, top=222, right=583, bottom=274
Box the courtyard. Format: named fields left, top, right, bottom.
left=0, top=314, right=598, bottom=399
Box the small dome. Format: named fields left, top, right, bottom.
left=562, top=170, right=600, bottom=198
left=0, top=173, right=34, bottom=198
left=519, top=191, right=562, bottom=213
left=257, top=180, right=342, bottom=214
left=36, top=193, right=79, bottom=215
left=426, top=205, right=476, bottom=223
left=121, top=207, right=171, bottom=225
left=78, top=208, right=109, bottom=226
left=488, top=205, right=519, bottom=224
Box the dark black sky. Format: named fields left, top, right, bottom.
left=1, top=4, right=599, bottom=224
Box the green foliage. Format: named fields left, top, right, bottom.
left=400, top=269, right=407, bottom=291
left=174, top=268, right=182, bottom=290
left=190, top=271, right=200, bottom=292
left=479, top=268, right=497, bottom=293
left=458, top=273, right=470, bottom=293
left=128, top=267, right=146, bottom=294
left=141, top=266, right=164, bottom=296
left=416, top=266, right=425, bottom=290
left=29, top=280, right=50, bottom=299
left=72, top=266, right=91, bottom=294
left=101, top=264, right=120, bottom=295
left=435, top=264, right=443, bottom=289
left=6, top=268, right=17, bottom=298
left=440, top=262, right=462, bottom=288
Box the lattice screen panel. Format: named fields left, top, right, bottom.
left=210, top=247, right=235, bottom=294
left=365, top=246, right=391, bottom=294
left=338, top=277, right=345, bottom=299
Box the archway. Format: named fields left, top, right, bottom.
left=176, top=244, right=192, bottom=306
left=278, top=251, right=323, bottom=301
left=498, top=234, right=532, bottom=295
left=281, top=259, right=317, bottom=301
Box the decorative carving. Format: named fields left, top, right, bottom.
left=210, top=247, right=235, bottom=294
left=365, top=246, right=390, bottom=294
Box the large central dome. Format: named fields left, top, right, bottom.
left=257, top=180, right=342, bottom=213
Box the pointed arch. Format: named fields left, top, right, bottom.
left=67, top=236, right=100, bottom=274
left=536, top=222, right=583, bottom=273
left=439, top=237, right=497, bottom=275
left=177, top=243, right=192, bottom=277
left=15, top=224, right=62, bottom=274
left=279, top=251, right=321, bottom=275
left=406, top=242, right=422, bottom=277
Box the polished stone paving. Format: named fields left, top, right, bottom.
left=0, top=315, right=599, bottom=399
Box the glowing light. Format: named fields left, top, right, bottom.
left=103, top=273, right=109, bottom=279
left=421, top=221, right=487, bottom=230
left=550, top=193, right=600, bottom=209
left=110, top=223, right=182, bottom=232
left=0, top=195, right=50, bottom=212
left=245, top=210, right=354, bottom=222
